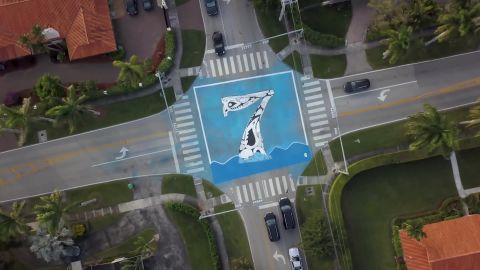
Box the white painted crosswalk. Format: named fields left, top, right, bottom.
left=232, top=175, right=297, bottom=205
left=203, top=50, right=270, bottom=78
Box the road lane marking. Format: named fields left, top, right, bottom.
left=334, top=80, right=417, bottom=100
left=209, top=60, right=216, bottom=77
left=282, top=176, right=288, bottom=192
left=229, top=56, right=236, bottom=74
left=304, top=87, right=321, bottom=94
left=308, top=107, right=326, bottom=114
left=269, top=178, right=275, bottom=196
left=305, top=94, right=323, bottom=101
left=256, top=182, right=262, bottom=200
left=183, top=147, right=200, bottom=155
left=184, top=154, right=201, bottom=161
left=243, top=54, right=249, bottom=71
left=177, top=128, right=196, bottom=135
left=306, top=100, right=324, bottom=107
left=289, top=176, right=296, bottom=192
left=179, top=134, right=197, bottom=142
left=236, top=55, right=243, bottom=72
left=169, top=131, right=180, bottom=173
left=262, top=180, right=269, bottom=198
left=185, top=160, right=203, bottom=167
left=256, top=52, right=263, bottom=69
left=249, top=183, right=256, bottom=201
left=275, top=177, right=282, bottom=195
left=263, top=51, right=269, bottom=68
left=242, top=185, right=249, bottom=202
left=174, top=101, right=190, bottom=108
left=312, top=127, right=330, bottom=134
left=91, top=148, right=172, bottom=167
left=216, top=59, right=223, bottom=76
left=176, top=115, right=193, bottom=121
left=311, top=120, right=329, bottom=127
left=186, top=167, right=204, bottom=173
left=303, top=80, right=320, bottom=87
left=249, top=53, right=256, bottom=70
left=175, top=108, right=191, bottom=115
left=309, top=114, right=327, bottom=121
left=259, top=202, right=278, bottom=209
left=177, top=121, right=194, bottom=128
left=236, top=186, right=243, bottom=204
left=181, top=141, right=198, bottom=148
left=223, top=57, right=229, bottom=75
left=314, top=133, right=332, bottom=140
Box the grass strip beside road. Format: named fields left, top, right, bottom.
left=283, top=51, right=303, bottom=73
left=302, top=150, right=327, bottom=176
left=94, top=228, right=157, bottom=261
left=203, top=180, right=224, bottom=199
left=311, top=54, right=346, bottom=78
left=181, top=76, right=197, bottom=93
left=254, top=7, right=289, bottom=53
left=457, top=146, right=480, bottom=189
left=161, top=174, right=197, bottom=198
left=180, top=30, right=206, bottom=68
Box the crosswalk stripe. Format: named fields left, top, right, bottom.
left=282, top=176, right=288, bottom=192
left=223, top=57, right=229, bottom=75
left=309, top=114, right=327, bottom=121
left=216, top=59, right=223, bottom=76
left=179, top=134, right=197, bottom=142
left=243, top=54, right=249, bottom=71
left=181, top=141, right=198, bottom=148
left=306, top=100, right=324, bottom=108
left=186, top=167, right=204, bottom=174
left=174, top=108, right=191, bottom=115
left=242, top=185, right=249, bottom=202
left=176, top=114, right=193, bottom=121
left=236, top=55, right=243, bottom=72
left=177, top=121, right=194, bottom=128
left=275, top=177, right=282, bottom=195
left=185, top=160, right=203, bottom=167
left=262, top=180, right=269, bottom=198
left=184, top=154, right=201, bottom=161
left=312, top=127, right=330, bottom=134
left=315, top=141, right=328, bottom=147
left=229, top=56, right=236, bottom=74
left=236, top=186, right=243, bottom=204
left=256, top=52, right=263, bottom=69
left=256, top=182, right=262, bottom=200
left=269, top=178, right=276, bottom=196
left=308, top=107, right=326, bottom=114
left=174, top=102, right=190, bottom=108
left=289, top=176, right=296, bottom=192
left=178, top=128, right=196, bottom=135
left=305, top=93, right=323, bottom=101
left=183, top=147, right=200, bottom=155
left=209, top=59, right=216, bottom=77
left=301, top=75, right=310, bottom=81
left=263, top=51, right=269, bottom=68
left=249, top=53, right=256, bottom=70
left=311, top=120, right=329, bottom=127
left=304, top=87, right=321, bottom=94
left=304, top=80, right=320, bottom=87
left=314, top=133, right=332, bottom=140
left=249, top=183, right=256, bottom=201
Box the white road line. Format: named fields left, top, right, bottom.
left=242, top=185, right=249, bottom=202
left=334, top=80, right=417, bottom=99
left=174, top=108, right=192, bottom=115
left=174, top=102, right=190, bottom=108
left=249, top=183, right=256, bottom=201
left=315, top=141, right=328, bottom=147
left=229, top=56, right=236, bottom=74
left=185, top=160, right=203, bottom=167
left=304, top=87, right=321, bottom=94
left=308, top=107, right=326, bottom=114
left=306, top=100, right=324, bottom=108
left=177, top=128, right=196, bottom=135
left=256, top=182, right=262, bottom=200
left=236, top=186, right=243, bottom=204
left=314, top=133, right=332, bottom=140
left=209, top=59, right=216, bottom=77
left=305, top=93, right=323, bottom=101
left=275, top=177, right=282, bottom=195
left=249, top=53, right=256, bottom=70
left=289, top=176, right=296, bottom=192
left=181, top=141, right=198, bottom=148
left=311, top=120, right=329, bottom=127
left=263, top=51, right=269, bottom=68
left=183, top=147, right=200, bottom=155
left=186, top=167, right=204, bottom=174
left=282, top=176, right=288, bottom=191
left=184, top=154, right=201, bottom=161
left=269, top=178, right=276, bottom=196
left=92, top=148, right=171, bottom=167
left=216, top=59, right=223, bottom=76
left=303, top=80, right=320, bottom=87
left=177, top=121, right=194, bottom=128
left=312, top=127, right=330, bottom=134
left=301, top=75, right=310, bottom=81
left=169, top=131, right=180, bottom=173
left=236, top=55, right=243, bottom=72
left=259, top=202, right=278, bottom=210
left=179, top=134, right=197, bottom=142
left=262, top=180, right=269, bottom=198
left=223, top=57, right=229, bottom=75
left=243, top=54, right=249, bottom=71
left=309, top=114, right=327, bottom=121
left=256, top=52, right=263, bottom=69
left=176, top=115, right=193, bottom=121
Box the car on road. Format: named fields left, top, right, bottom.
left=143, top=0, right=154, bottom=11
left=205, top=0, right=219, bottom=16
left=264, top=212, right=280, bottom=242
left=125, top=0, right=138, bottom=16
left=279, top=197, right=296, bottom=229
left=212, top=31, right=225, bottom=56
left=289, top=247, right=303, bottom=270
left=343, top=79, right=371, bottom=93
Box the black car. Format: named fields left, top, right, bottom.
left=205, top=0, right=218, bottom=16
left=212, top=31, right=225, bottom=56
left=279, top=197, right=296, bottom=229
left=343, top=79, right=371, bottom=93
left=143, top=0, right=154, bottom=11
left=264, top=212, right=280, bottom=242
left=126, top=0, right=138, bottom=16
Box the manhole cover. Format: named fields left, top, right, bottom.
left=305, top=186, right=315, bottom=197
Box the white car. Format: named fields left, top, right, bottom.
left=289, top=247, right=303, bottom=270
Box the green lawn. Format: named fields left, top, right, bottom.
left=165, top=207, right=214, bottom=270
left=94, top=228, right=157, bottom=261
left=311, top=54, right=346, bottom=79
left=302, top=150, right=327, bottom=176
left=367, top=35, right=480, bottom=69
left=88, top=213, right=125, bottom=232
left=341, top=156, right=458, bottom=270
left=301, top=2, right=352, bottom=38
left=181, top=76, right=197, bottom=93
left=27, top=88, right=175, bottom=144
left=295, top=185, right=335, bottom=270
left=203, top=180, right=224, bottom=199
left=283, top=51, right=303, bottom=73
left=161, top=174, right=197, bottom=198
left=66, top=180, right=133, bottom=213
left=180, top=30, right=206, bottom=68
left=214, top=203, right=253, bottom=268
left=457, top=147, right=480, bottom=189
left=254, top=6, right=289, bottom=53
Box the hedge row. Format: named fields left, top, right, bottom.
left=158, top=30, right=176, bottom=73
left=165, top=202, right=221, bottom=270
left=304, top=25, right=345, bottom=49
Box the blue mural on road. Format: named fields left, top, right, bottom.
left=194, top=71, right=311, bottom=184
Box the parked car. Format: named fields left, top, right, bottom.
left=264, top=212, right=280, bottom=242
left=343, top=79, right=371, bottom=93
left=143, top=0, right=154, bottom=11
left=212, top=31, right=225, bottom=56
left=205, top=0, right=218, bottom=16
left=125, top=0, right=138, bottom=15
left=279, top=197, right=296, bottom=229
left=288, top=247, right=303, bottom=270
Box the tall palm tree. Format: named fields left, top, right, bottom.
left=0, top=201, right=31, bottom=242
left=407, top=0, right=438, bottom=30
left=461, top=99, right=480, bottom=134
left=46, top=85, right=99, bottom=134
left=402, top=221, right=427, bottom=241
left=34, top=191, right=77, bottom=235
left=434, top=0, right=480, bottom=43
left=381, top=24, right=413, bottom=64
left=120, top=236, right=154, bottom=270
left=0, top=98, right=54, bottom=146
left=405, top=103, right=458, bottom=157
left=17, top=24, right=46, bottom=54
left=113, top=55, right=146, bottom=89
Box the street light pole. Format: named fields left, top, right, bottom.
left=155, top=72, right=174, bottom=129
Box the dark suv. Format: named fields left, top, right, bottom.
left=125, top=0, right=138, bottom=16
left=343, top=79, right=370, bottom=93
left=264, top=212, right=280, bottom=242
left=279, top=197, right=296, bottom=229
left=212, top=31, right=225, bottom=56
left=205, top=0, right=218, bottom=16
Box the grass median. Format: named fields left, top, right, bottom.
left=311, top=54, right=346, bottom=79
left=302, top=150, right=327, bottom=176
left=283, top=51, right=303, bottom=73
left=181, top=76, right=197, bottom=93
left=180, top=29, right=206, bottom=68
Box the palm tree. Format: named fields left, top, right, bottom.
left=461, top=99, right=480, bottom=134
left=402, top=221, right=427, bottom=241
left=113, top=55, right=146, bottom=89
left=34, top=191, right=77, bottom=235
left=407, top=0, right=438, bottom=30
left=0, top=98, right=54, bottom=146
left=0, top=201, right=31, bottom=242
left=120, top=236, right=154, bottom=270
left=46, top=85, right=99, bottom=134
left=17, top=24, right=46, bottom=54
left=433, top=0, right=480, bottom=43
left=381, top=24, right=413, bottom=64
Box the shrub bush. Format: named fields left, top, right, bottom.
left=304, top=26, right=345, bottom=48
left=158, top=30, right=176, bottom=74
left=108, top=46, right=126, bottom=61
left=72, top=223, right=87, bottom=238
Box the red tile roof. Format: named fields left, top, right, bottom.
left=0, top=0, right=116, bottom=61
left=400, top=214, right=480, bottom=270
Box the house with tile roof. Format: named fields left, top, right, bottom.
left=400, top=214, right=480, bottom=270
left=0, top=0, right=117, bottom=62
